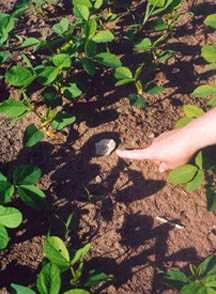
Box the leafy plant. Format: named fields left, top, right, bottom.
left=170, top=13, right=216, bottom=208
left=168, top=151, right=205, bottom=193
left=10, top=236, right=110, bottom=293
left=164, top=255, right=216, bottom=293
left=192, top=14, right=216, bottom=106
left=0, top=165, right=45, bottom=209
left=175, top=104, right=205, bottom=128
left=0, top=205, right=23, bottom=249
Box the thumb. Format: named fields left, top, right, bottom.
left=116, top=148, right=154, bottom=160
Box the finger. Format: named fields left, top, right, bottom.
left=159, top=162, right=168, bottom=173
left=116, top=148, right=154, bottom=160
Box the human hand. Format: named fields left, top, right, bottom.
left=116, top=128, right=199, bottom=172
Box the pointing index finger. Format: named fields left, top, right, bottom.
left=116, top=148, right=154, bottom=160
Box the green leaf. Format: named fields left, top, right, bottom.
left=92, top=30, right=114, bottom=43
left=195, top=151, right=203, bottom=169
left=52, top=54, right=71, bottom=69
left=208, top=96, right=216, bottom=108
left=64, top=83, right=82, bottom=99
left=145, top=83, right=164, bottom=94
left=5, top=66, right=35, bottom=88
left=81, top=58, right=96, bottom=75
left=73, top=0, right=92, bottom=7
left=204, top=14, right=216, bottom=29
left=115, top=78, right=135, bottom=86
left=84, top=271, right=110, bottom=288
left=0, top=171, right=7, bottom=182
left=181, top=282, right=203, bottom=294
left=134, top=38, right=152, bottom=53
left=186, top=169, right=204, bottom=192
left=157, top=49, right=175, bottom=63
left=175, top=117, right=193, bottom=128
left=74, top=4, right=90, bottom=21
left=128, top=93, right=147, bottom=108
left=38, top=66, right=59, bottom=86
left=37, top=263, right=61, bottom=294
left=24, top=124, right=44, bottom=148
left=163, top=270, right=189, bottom=290
left=0, top=225, right=10, bottom=249
left=52, top=17, right=69, bottom=36
left=0, top=205, right=22, bottom=228
left=19, top=37, right=40, bottom=48
left=0, top=99, right=28, bottom=118
left=114, top=66, right=133, bottom=80
left=0, top=13, right=16, bottom=45
left=203, top=275, right=216, bottom=290
left=44, top=236, right=70, bottom=270
left=71, top=243, right=91, bottom=265
left=0, top=181, right=14, bottom=204
left=183, top=104, right=204, bottom=118
left=10, top=283, right=36, bottom=294
left=168, top=164, right=198, bottom=185
left=94, top=0, right=103, bottom=9
left=64, top=290, right=90, bottom=294
left=199, top=255, right=216, bottom=277
left=151, top=19, right=168, bottom=31
left=95, top=52, right=122, bottom=68
left=13, top=165, right=41, bottom=185
left=134, top=64, right=144, bottom=80
left=84, top=40, right=97, bottom=57
left=147, top=0, right=166, bottom=8
left=202, top=45, right=216, bottom=63
left=42, top=88, right=59, bottom=106
left=18, top=185, right=45, bottom=209
left=203, top=63, right=216, bottom=72
left=12, top=0, right=31, bottom=17
left=51, top=112, right=76, bottom=131
left=85, top=18, right=97, bottom=38
left=192, top=85, right=216, bottom=98
left=0, top=51, right=10, bottom=63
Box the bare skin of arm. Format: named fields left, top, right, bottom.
left=116, top=108, right=216, bottom=172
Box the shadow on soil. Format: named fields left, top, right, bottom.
left=0, top=125, right=166, bottom=288
left=87, top=212, right=200, bottom=293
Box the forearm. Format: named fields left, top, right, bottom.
left=183, top=107, right=216, bottom=151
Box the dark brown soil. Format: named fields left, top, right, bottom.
left=1, top=1, right=216, bottom=293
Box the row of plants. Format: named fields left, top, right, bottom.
left=164, top=12, right=216, bottom=294
left=168, top=13, right=216, bottom=210
left=1, top=0, right=216, bottom=293
left=10, top=235, right=110, bottom=294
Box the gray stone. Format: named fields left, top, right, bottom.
left=95, top=139, right=116, bottom=156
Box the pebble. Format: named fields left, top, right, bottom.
left=147, top=132, right=155, bottom=139
left=89, top=175, right=103, bottom=185
left=95, top=139, right=116, bottom=156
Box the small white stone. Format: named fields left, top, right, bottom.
left=147, top=132, right=155, bottom=139
left=90, top=175, right=102, bottom=184
left=95, top=139, right=116, bottom=156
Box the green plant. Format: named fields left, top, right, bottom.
left=10, top=236, right=110, bottom=293
left=192, top=14, right=216, bottom=104
left=0, top=165, right=45, bottom=209
left=114, top=62, right=165, bottom=108
left=168, top=151, right=205, bottom=193
left=169, top=13, right=216, bottom=207
left=143, top=0, right=181, bottom=26
left=0, top=205, right=23, bottom=249
left=0, top=0, right=124, bottom=141
left=164, top=255, right=216, bottom=293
